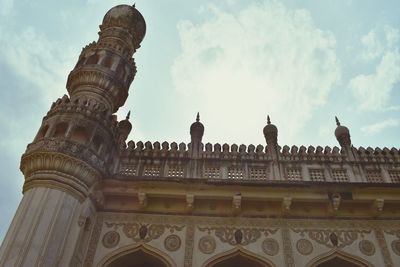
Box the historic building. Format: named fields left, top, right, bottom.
left=1, top=4, right=400, bottom=267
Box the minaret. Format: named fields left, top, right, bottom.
left=0, top=5, right=145, bottom=266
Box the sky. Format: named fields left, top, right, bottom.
left=0, top=0, right=399, bottom=242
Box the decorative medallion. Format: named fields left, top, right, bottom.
left=199, top=235, right=216, bottom=254
left=262, top=238, right=279, bottom=256
left=391, top=240, right=400, bottom=256
left=296, top=239, right=313, bottom=255
left=359, top=240, right=375, bottom=256
left=164, top=234, right=181, bottom=252
left=102, top=231, right=120, bottom=248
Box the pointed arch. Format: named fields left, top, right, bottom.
left=306, top=249, right=374, bottom=267
left=202, top=246, right=276, bottom=267
left=98, top=243, right=177, bottom=267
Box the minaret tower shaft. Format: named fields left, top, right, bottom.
left=0, top=5, right=145, bottom=266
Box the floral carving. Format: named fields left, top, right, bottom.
left=292, top=228, right=371, bottom=249
left=359, top=240, right=375, bottom=256
left=102, top=231, right=120, bottom=248
left=262, top=238, right=279, bottom=256
left=199, top=235, right=216, bottom=254
left=164, top=234, right=181, bottom=252
left=296, top=239, right=313, bottom=255
left=105, top=222, right=184, bottom=242
left=198, top=226, right=278, bottom=246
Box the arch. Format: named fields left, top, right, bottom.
left=202, top=247, right=276, bottom=267
left=70, top=126, right=90, bottom=144
left=98, top=243, right=176, bottom=267
left=86, top=53, right=100, bottom=65
left=35, top=124, right=49, bottom=140
left=307, top=249, right=373, bottom=267
left=53, top=122, right=68, bottom=138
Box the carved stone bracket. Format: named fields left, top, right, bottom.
left=186, top=194, right=194, bottom=213
left=138, top=192, right=147, bottom=209
left=282, top=196, right=292, bottom=214
left=232, top=194, right=242, bottom=215
left=372, top=198, right=384, bottom=214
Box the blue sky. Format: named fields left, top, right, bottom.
left=0, top=0, right=399, bottom=241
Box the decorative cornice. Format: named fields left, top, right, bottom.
left=25, top=138, right=108, bottom=174
left=21, top=151, right=101, bottom=199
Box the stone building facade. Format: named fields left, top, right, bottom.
left=1, top=4, right=400, bottom=267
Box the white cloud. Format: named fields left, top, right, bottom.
left=171, top=1, right=340, bottom=144
left=361, top=118, right=399, bottom=135
left=360, top=30, right=382, bottom=60
left=350, top=26, right=400, bottom=112
left=0, top=26, right=75, bottom=102
left=0, top=0, right=13, bottom=16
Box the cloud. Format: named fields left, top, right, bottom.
left=361, top=118, right=399, bottom=135
left=0, top=0, right=13, bottom=16
left=171, top=1, right=340, bottom=144
left=360, top=30, right=382, bottom=61
left=0, top=26, right=75, bottom=103
left=350, top=26, right=400, bottom=112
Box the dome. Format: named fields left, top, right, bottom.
left=118, top=111, right=132, bottom=133
left=102, top=5, right=146, bottom=48
left=334, top=116, right=349, bottom=138
left=263, top=116, right=278, bottom=136
left=190, top=113, right=204, bottom=138
left=334, top=125, right=349, bottom=138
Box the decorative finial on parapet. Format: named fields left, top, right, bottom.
left=263, top=115, right=278, bottom=148
left=190, top=113, right=204, bottom=141
left=126, top=111, right=131, bottom=120
left=334, top=117, right=351, bottom=148
left=335, top=116, right=340, bottom=126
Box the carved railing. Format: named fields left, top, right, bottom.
left=115, top=141, right=400, bottom=184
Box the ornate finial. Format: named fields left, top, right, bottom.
left=196, top=112, right=200, bottom=122
left=267, top=115, right=271, bottom=125
left=126, top=111, right=131, bottom=120
left=335, top=116, right=340, bottom=126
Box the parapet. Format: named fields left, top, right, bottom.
left=116, top=139, right=400, bottom=184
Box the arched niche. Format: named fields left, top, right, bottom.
left=98, top=243, right=176, bottom=267
left=307, top=250, right=373, bottom=267
left=202, top=247, right=276, bottom=267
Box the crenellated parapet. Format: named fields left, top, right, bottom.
left=116, top=139, right=399, bottom=184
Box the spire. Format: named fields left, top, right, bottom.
left=126, top=111, right=131, bottom=120
left=335, top=116, right=340, bottom=126
left=267, top=115, right=271, bottom=125
left=196, top=112, right=200, bottom=122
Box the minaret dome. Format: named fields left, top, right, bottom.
left=101, top=4, right=146, bottom=49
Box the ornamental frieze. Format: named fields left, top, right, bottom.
left=292, top=228, right=371, bottom=249
left=198, top=226, right=278, bottom=246
left=104, top=222, right=184, bottom=242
